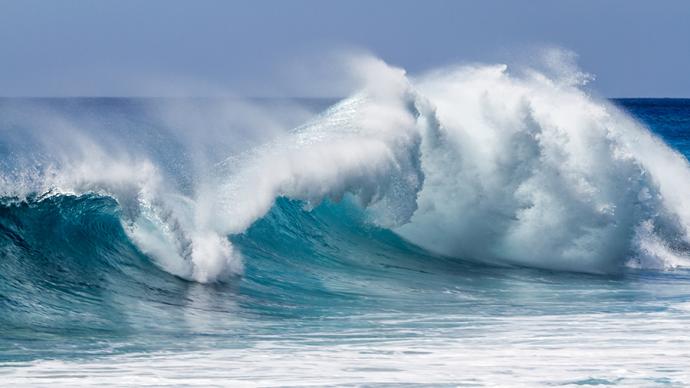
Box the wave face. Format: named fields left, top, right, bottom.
left=3, top=55, right=690, bottom=385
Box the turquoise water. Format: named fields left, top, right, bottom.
left=2, top=91, right=690, bottom=385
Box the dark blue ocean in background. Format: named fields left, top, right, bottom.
left=1, top=94, right=690, bottom=386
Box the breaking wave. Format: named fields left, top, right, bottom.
left=3, top=52, right=690, bottom=283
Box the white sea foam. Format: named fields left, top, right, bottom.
left=397, top=60, right=690, bottom=273
left=3, top=310, right=689, bottom=386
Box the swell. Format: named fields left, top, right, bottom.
left=0, top=194, right=173, bottom=335
left=0, top=192, right=469, bottom=349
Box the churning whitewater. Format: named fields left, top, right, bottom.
left=2, top=55, right=690, bottom=283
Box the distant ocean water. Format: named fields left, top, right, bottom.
left=2, top=62, right=690, bottom=386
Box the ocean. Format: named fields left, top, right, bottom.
left=1, top=64, right=690, bottom=386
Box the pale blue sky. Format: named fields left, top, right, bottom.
left=1, top=0, right=688, bottom=97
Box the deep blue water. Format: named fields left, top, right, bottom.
left=1, top=97, right=690, bottom=386
left=615, top=99, right=690, bottom=154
